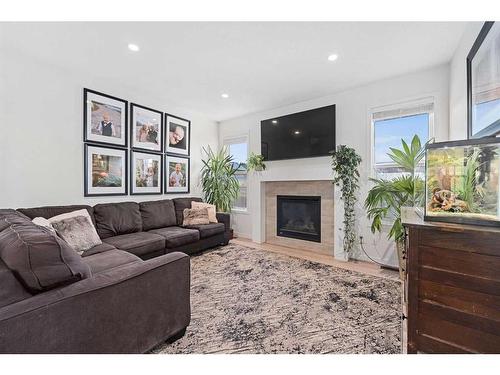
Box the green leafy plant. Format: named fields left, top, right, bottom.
left=201, top=146, right=240, bottom=212
left=247, top=152, right=266, bottom=172
left=457, top=148, right=482, bottom=212
left=365, top=135, right=427, bottom=277
left=365, top=135, right=426, bottom=244
left=330, top=145, right=362, bottom=257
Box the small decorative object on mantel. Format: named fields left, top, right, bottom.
left=330, top=145, right=362, bottom=259
left=201, top=146, right=240, bottom=212
left=247, top=152, right=266, bottom=172
left=165, top=155, right=190, bottom=194
left=467, top=21, right=500, bottom=139
left=365, top=135, right=426, bottom=279
left=84, top=88, right=128, bottom=147
left=84, top=144, right=128, bottom=197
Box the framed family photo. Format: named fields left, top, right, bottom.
left=84, top=88, right=128, bottom=147
left=165, top=155, right=190, bottom=194
left=84, top=144, right=128, bottom=196
left=130, top=151, right=162, bottom=195
left=165, top=114, right=190, bottom=156
left=131, top=103, right=163, bottom=152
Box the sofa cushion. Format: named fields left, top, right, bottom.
left=184, top=223, right=225, bottom=239
left=0, top=209, right=91, bottom=294
left=1, top=209, right=32, bottom=226
left=81, top=242, right=117, bottom=257
left=149, top=226, right=200, bottom=248
left=172, top=197, right=203, bottom=225
left=94, top=202, right=143, bottom=239
left=82, top=249, right=141, bottom=274
left=17, top=205, right=96, bottom=226
left=0, top=258, right=32, bottom=308
left=102, top=232, right=165, bottom=257
left=139, top=199, right=177, bottom=231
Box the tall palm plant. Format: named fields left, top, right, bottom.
left=365, top=135, right=427, bottom=277
left=201, top=146, right=240, bottom=212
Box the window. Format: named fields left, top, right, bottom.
left=372, top=100, right=434, bottom=179
left=224, top=137, right=248, bottom=210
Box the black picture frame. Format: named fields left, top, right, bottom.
left=130, top=103, right=164, bottom=153
left=130, top=150, right=163, bottom=195
left=165, top=113, right=191, bottom=156
left=467, top=21, right=498, bottom=139
left=164, top=154, right=190, bottom=194
left=84, top=144, right=128, bottom=197
left=424, top=136, right=500, bottom=227
left=84, top=88, right=128, bottom=147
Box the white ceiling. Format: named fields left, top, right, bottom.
left=0, top=22, right=468, bottom=121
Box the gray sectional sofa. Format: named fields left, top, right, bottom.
left=0, top=197, right=230, bottom=353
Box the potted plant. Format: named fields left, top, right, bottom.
left=364, top=135, right=427, bottom=279
left=201, top=146, right=240, bottom=212
left=330, top=145, right=362, bottom=259
left=247, top=152, right=266, bottom=172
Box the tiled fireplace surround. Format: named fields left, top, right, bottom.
left=264, top=180, right=334, bottom=255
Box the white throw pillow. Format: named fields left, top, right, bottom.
left=191, top=201, right=218, bottom=223
left=32, top=217, right=56, bottom=233
left=48, top=209, right=102, bottom=255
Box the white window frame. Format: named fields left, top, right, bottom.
left=369, top=96, right=435, bottom=179
left=223, top=135, right=249, bottom=213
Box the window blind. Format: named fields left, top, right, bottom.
left=372, top=101, right=434, bottom=121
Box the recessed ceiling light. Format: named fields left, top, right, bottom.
left=294, top=130, right=301, bottom=135
left=272, top=120, right=278, bottom=124
left=128, top=43, right=140, bottom=52
left=327, top=54, right=338, bottom=62
left=221, top=93, right=229, bottom=99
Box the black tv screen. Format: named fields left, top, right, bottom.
left=261, top=105, right=335, bottom=161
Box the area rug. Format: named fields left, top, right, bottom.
left=152, top=243, right=402, bottom=354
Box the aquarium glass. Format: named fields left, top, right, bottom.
left=425, top=140, right=500, bottom=225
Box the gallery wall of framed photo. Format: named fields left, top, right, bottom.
left=83, top=88, right=191, bottom=197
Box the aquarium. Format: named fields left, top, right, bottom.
left=425, top=137, right=500, bottom=226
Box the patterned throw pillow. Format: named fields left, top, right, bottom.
left=182, top=207, right=210, bottom=226
left=191, top=201, right=218, bottom=223
left=48, top=209, right=102, bottom=255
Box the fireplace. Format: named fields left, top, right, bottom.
left=276, top=195, right=321, bottom=243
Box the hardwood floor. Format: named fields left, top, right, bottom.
left=231, top=237, right=400, bottom=281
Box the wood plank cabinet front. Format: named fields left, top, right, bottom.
left=404, top=221, right=500, bottom=353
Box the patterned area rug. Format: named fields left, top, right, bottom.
left=152, top=243, right=402, bottom=354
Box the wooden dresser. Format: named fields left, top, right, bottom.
left=403, top=219, right=500, bottom=353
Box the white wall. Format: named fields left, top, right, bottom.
left=449, top=22, right=484, bottom=140
left=219, top=64, right=450, bottom=266
left=0, top=48, right=219, bottom=208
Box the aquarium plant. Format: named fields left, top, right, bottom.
left=247, top=152, right=266, bottom=172
left=201, top=146, right=240, bottom=212
left=330, top=145, right=362, bottom=258
left=365, top=135, right=426, bottom=276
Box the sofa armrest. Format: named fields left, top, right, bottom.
left=0, top=252, right=190, bottom=353
left=216, top=212, right=230, bottom=232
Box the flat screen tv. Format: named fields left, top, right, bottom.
left=261, top=105, right=335, bottom=161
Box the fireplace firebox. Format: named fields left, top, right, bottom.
left=276, top=195, right=321, bottom=243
